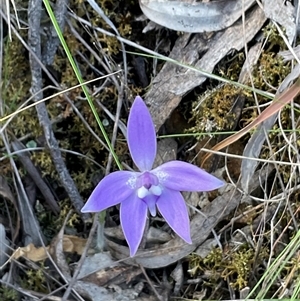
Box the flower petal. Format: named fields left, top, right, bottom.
left=156, top=188, right=192, bottom=243
left=153, top=161, right=224, bottom=192
left=120, top=195, right=148, bottom=256
left=143, top=194, right=158, bottom=217
left=127, top=96, right=156, bottom=171
left=81, top=171, right=137, bottom=213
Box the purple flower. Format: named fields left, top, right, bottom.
left=82, top=96, right=224, bottom=256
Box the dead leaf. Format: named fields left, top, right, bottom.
left=83, top=265, right=142, bottom=287
left=139, top=0, right=255, bottom=33
left=11, top=243, right=50, bottom=262
left=263, top=0, right=295, bottom=43
left=61, top=235, right=88, bottom=254
left=146, top=5, right=266, bottom=131
left=10, top=235, right=88, bottom=262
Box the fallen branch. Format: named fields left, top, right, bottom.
left=28, top=0, right=89, bottom=221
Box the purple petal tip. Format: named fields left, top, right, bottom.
left=127, top=96, right=157, bottom=171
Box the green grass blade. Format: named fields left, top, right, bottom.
left=42, top=0, right=122, bottom=170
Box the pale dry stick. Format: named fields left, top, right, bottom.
left=0, top=15, right=16, bottom=281
left=252, top=22, right=299, bottom=214
left=2, top=0, right=11, bottom=40
left=28, top=0, right=88, bottom=220
left=0, top=9, right=113, bottom=152
left=85, top=18, right=126, bottom=174
left=294, top=1, right=300, bottom=44
left=0, top=133, right=75, bottom=299
left=94, top=98, right=127, bottom=137
left=218, top=203, right=265, bottom=233
left=223, top=154, right=240, bottom=190
left=274, top=22, right=300, bottom=67
left=139, top=264, right=164, bottom=301
left=106, top=87, right=124, bottom=174
left=11, top=140, right=60, bottom=213
left=42, top=0, right=126, bottom=188
left=201, top=77, right=300, bottom=165
left=0, top=79, right=118, bottom=152
left=0, top=280, right=40, bottom=300
left=42, top=0, right=69, bottom=65
left=3, top=0, right=21, bottom=40
left=269, top=206, right=300, bottom=278
left=277, top=102, right=300, bottom=170
left=187, top=203, right=222, bottom=250
left=267, top=164, right=298, bottom=268
left=75, top=49, right=106, bottom=77
left=69, top=11, right=275, bottom=99
left=201, top=148, right=300, bottom=167
left=245, top=101, right=273, bottom=110
left=259, top=68, right=280, bottom=91
left=67, top=19, right=123, bottom=94
left=84, top=0, right=128, bottom=93
left=67, top=19, right=126, bottom=173
left=273, top=20, right=300, bottom=200
left=242, top=0, right=262, bottom=118
left=277, top=114, right=300, bottom=230
left=61, top=214, right=99, bottom=301
left=92, top=77, right=111, bottom=95
left=0, top=147, right=104, bottom=170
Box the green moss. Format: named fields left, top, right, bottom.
left=222, top=249, right=255, bottom=289
left=262, top=23, right=289, bottom=51
left=189, top=246, right=268, bottom=291
left=56, top=200, right=81, bottom=228
left=1, top=34, right=39, bottom=142
left=0, top=286, right=18, bottom=301
left=189, top=84, right=244, bottom=135
left=20, top=264, right=49, bottom=294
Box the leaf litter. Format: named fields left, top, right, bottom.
left=0, top=0, right=300, bottom=300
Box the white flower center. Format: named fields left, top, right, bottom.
left=137, top=186, right=149, bottom=198
left=137, top=184, right=162, bottom=199
left=149, top=185, right=162, bottom=196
